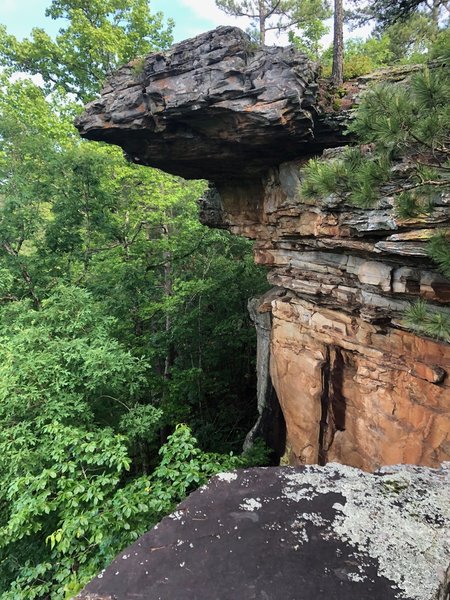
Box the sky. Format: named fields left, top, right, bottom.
left=0, top=0, right=249, bottom=41
left=0, top=0, right=371, bottom=47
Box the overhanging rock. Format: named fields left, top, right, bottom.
left=75, top=27, right=450, bottom=470
left=76, top=464, right=450, bottom=600
left=75, top=26, right=346, bottom=182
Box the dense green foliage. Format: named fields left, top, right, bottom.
left=0, top=0, right=174, bottom=102
left=302, top=66, right=449, bottom=210
left=346, top=0, right=449, bottom=30
left=317, top=0, right=449, bottom=81
left=0, top=2, right=270, bottom=597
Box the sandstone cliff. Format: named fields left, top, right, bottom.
left=76, top=26, right=450, bottom=472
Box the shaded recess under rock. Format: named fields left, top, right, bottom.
left=76, top=464, right=450, bottom=600
left=76, top=26, right=450, bottom=471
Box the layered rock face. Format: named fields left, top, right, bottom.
left=75, top=26, right=346, bottom=181
left=207, top=157, right=450, bottom=470
left=76, top=27, right=450, bottom=471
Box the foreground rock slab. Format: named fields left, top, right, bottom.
left=77, top=464, right=449, bottom=600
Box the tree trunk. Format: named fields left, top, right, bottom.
left=331, top=0, right=344, bottom=87
left=258, top=0, right=266, bottom=45
left=431, top=0, right=440, bottom=26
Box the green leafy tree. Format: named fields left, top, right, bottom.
left=320, top=35, right=393, bottom=79
left=0, top=0, right=174, bottom=102
left=0, top=286, right=264, bottom=597
left=0, top=6, right=271, bottom=596
left=0, top=76, right=268, bottom=458
left=384, top=13, right=443, bottom=63
left=346, top=0, right=449, bottom=29
left=215, top=0, right=331, bottom=46
left=344, top=1, right=449, bottom=70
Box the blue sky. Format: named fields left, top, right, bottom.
left=0, top=0, right=370, bottom=48
left=0, top=0, right=248, bottom=42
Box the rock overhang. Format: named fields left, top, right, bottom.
left=75, top=26, right=345, bottom=182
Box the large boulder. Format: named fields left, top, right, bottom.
left=75, top=27, right=450, bottom=471
left=75, top=26, right=346, bottom=182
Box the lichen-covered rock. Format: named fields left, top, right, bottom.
left=75, top=26, right=348, bottom=181
left=76, top=464, right=450, bottom=600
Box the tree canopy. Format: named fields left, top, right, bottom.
left=346, top=0, right=449, bottom=30
left=0, top=2, right=270, bottom=596
left=0, top=0, right=174, bottom=102
left=215, top=0, right=330, bottom=47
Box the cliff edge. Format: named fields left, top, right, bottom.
left=76, top=26, right=450, bottom=471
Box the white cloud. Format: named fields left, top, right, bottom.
left=10, top=72, right=45, bottom=86
left=178, top=0, right=248, bottom=28
left=0, top=0, right=17, bottom=13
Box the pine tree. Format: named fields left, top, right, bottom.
left=302, top=65, right=450, bottom=340
left=215, top=0, right=330, bottom=46
left=346, top=0, right=449, bottom=29
left=303, top=66, right=449, bottom=213
left=331, top=0, right=344, bottom=86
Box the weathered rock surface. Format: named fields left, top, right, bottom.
left=205, top=155, right=450, bottom=470
left=76, top=464, right=450, bottom=600
left=76, top=27, right=450, bottom=471
left=75, top=26, right=348, bottom=181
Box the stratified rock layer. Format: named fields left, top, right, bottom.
left=76, top=27, right=450, bottom=470
left=75, top=27, right=346, bottom=181
left=76, top=464, right=450, bottom=600
left=206, top=156, right=450, bottom=470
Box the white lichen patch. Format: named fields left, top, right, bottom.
left=301, top=512, right=328, bottom=527
left=216, top=472, right=238, bottom=483
left=239, top=497, right=262, bottom=511
left=264, top=522, right=282, bottom=531
left=281, top=462, right=450, bottom=600
left=291, top=519, right=309, bottom=545
left=347, top=571, right=367, bottom=583
left=169, top=510, right=184, bottom=521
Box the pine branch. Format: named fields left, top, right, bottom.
left=391, top=179, right=449, bottom=194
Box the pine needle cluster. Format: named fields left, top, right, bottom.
left=428, top=232, right=450, bottom=279
left=304, top=66, right=449, bottom=207
left=302, top=65, right=450, bottom=342
left=302, top=65, right=450, bottom=271
left=405, top=299, right=450, bottom=342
